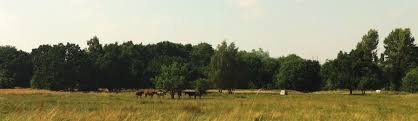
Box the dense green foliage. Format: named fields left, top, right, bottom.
left=383, top=28, right=417, bottom=90
left=276, top=54, right=321, bottom=92
left=0, top=46, right=32, bottom=88
left=402, top=67, right=418, bottom=92
left=31, top=43, right=90, bottom=91
left=238, top=49, right=279, bottom=89
left=154, top=62, right=188, bottom=98
left=1, top=28, right=418, bottom=93
left=321, top=29, right=411, bottom=94
left=192, top=78, right=211, bottom=93
left=209, top=41, right=240, bottom=93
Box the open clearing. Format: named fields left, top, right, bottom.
left=1, top=89, right=418, bottom=121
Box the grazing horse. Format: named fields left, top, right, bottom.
left=156, top=90, right=167, bottom=97
left=176, top=89, right=182, bottom=99
left=136, top=89, right=158, bottom=98
left=145, top=90, right=157, bottom=97
left=184, top=90, right=204, bottom=99
left=136, top=90, right=144, bottom=97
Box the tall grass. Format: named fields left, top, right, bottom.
left=1, top=89, right=418, bottom=121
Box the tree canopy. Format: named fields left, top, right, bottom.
left=1, top=28, right=418, bottom=94
left=154, top=62, right=188, bottom=99
left=0, top=46, right=32, bottom=88
left=209, top=41, right=240, bottom=93
left=322, top=29, right=384, bottom=94
left=383, top=28, right=417, bottom=90
left=276, top=54, right=322, bottom=92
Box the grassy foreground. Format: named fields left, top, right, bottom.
left=1, top=89, right=418, bottom=121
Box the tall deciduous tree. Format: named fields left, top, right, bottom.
left=154, top=62, right=188, bottom=99
left=322, top=51, right=358, bottom=94
left=321, top=59, right=338, bottom=90
left=353, top=29, right=382, bottom=94
left=0, top=46, right=32, bottom=88
left=337, top=52, right=358, bottom=94
left=120, top=41, right=148, bottom=89
left=189, top=43, right=214, bottom=81
left=209, top=41, right=239, bottom=94
left=83, top=36, right=104, bottom=91
left=323, top=30, right=383, bottom=94
left=275, top=54, right=321, bottom=92
left=144, top=41, right=190, bottom=86
left=238, top=49, right=279, bottom=89
left=31, top=43, right=88, bottom=90
left=97, top=43, right=131, bottom=91
left=383, top=28, right=417, bottom=90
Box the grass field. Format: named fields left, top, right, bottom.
left=1, top=89, right=418, bottom=121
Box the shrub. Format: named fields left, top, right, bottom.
left=0, top=76, right=14, bottom=88
left=402, top=67, right=418, bottom=92
left=275, top=55, right=322, bottom=92
left=193, top=78, right=211, bottom=92
left=31, top=80, right=53, bottom=90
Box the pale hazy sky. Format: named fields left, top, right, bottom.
left=1, top=0, right=418, bottom=62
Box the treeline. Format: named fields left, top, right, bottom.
left=1, top=28, right=418, bottom=93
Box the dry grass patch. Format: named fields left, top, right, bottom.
left=0, top=88, right=67, bottom=94
left=1, top=89, right=418, bottom=121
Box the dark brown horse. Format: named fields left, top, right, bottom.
left=136, top=89, right=158, bottom=98
left=136, top=91, right=144, bottom=97
left=184, top=89, right=204, bottom=99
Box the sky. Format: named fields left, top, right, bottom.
left=1, top=0, right=418, bottom=62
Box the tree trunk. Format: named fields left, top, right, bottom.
left=349, top=89, right=353, bottom=95
left=170, top=91, right=175, bottom=99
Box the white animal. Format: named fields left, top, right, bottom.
left=280, top=90, right=287, bottom=95
left=376, top=90, right=381, bottom=93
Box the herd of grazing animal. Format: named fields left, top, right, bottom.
left=136, top=89, right=206, bottom=99
left=135, top=89, right=166, bottom=98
